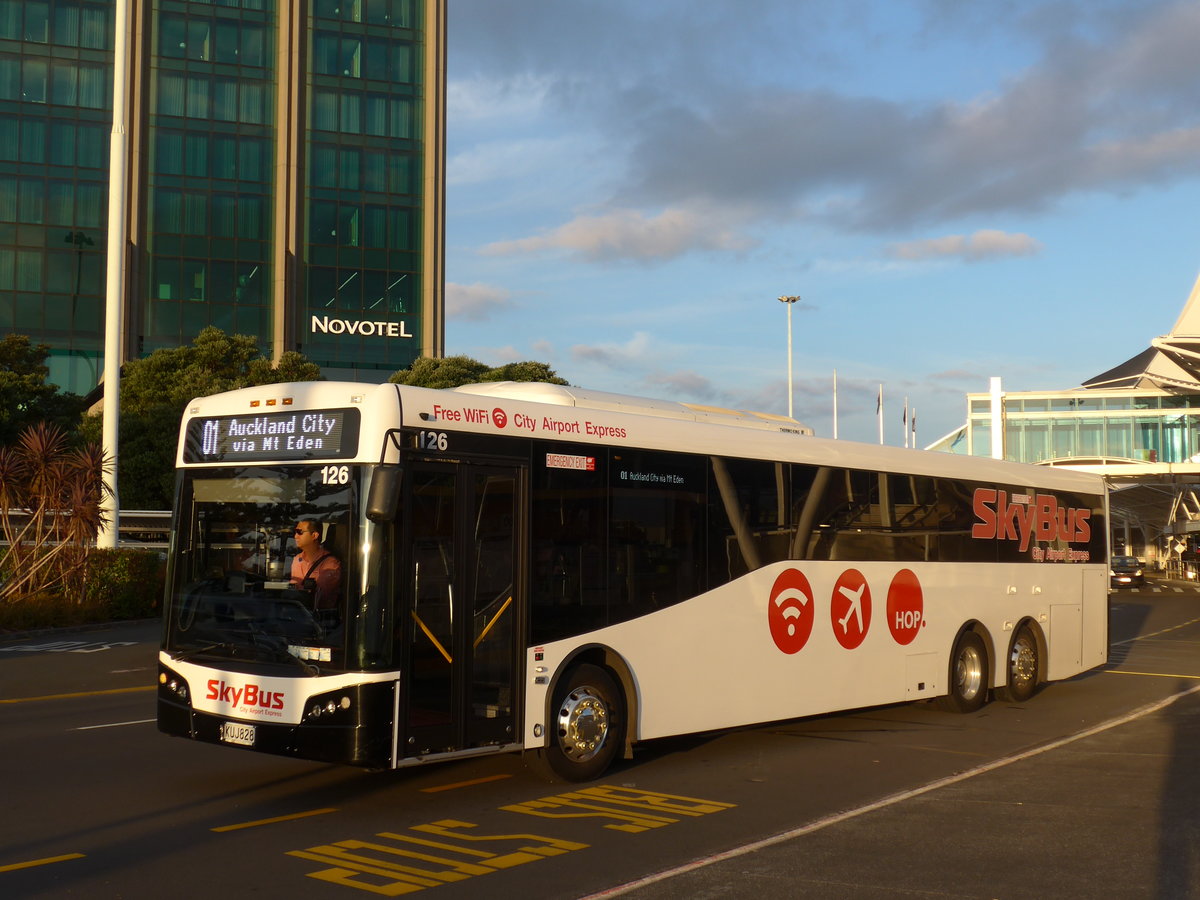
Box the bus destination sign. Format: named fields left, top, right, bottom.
left=183, top=408, right=361, bottom=462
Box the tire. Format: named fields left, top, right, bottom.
left=537, top=663, right=625, bottom=782
left=939, top=630, right=989, bottom=713
left=996, top=624, right=1040, bottom=703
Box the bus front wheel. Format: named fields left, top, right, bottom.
left=538, top=664, right=625, bottom=782
left=996, top=624, right=1040, bottom=703
left=939, top=630, right=989, bottom=713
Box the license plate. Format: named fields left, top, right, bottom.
left=221, top=721, right=256, bottom=746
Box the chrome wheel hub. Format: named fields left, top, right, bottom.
left=955, top=644, right=985, bottom=700
left=556, top=686, right=609, bottom=762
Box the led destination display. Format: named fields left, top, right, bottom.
left=183, top=408, right=360, bottom=462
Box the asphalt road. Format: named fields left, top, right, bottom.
left=2, top=583, right=1199, bottom=899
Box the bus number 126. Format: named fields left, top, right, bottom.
left=418, top=431, right=448, bottom=451
left=321, top=465, right=350, bottom=485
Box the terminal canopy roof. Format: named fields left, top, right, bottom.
left=1084, top=272, right=1200, bottom=391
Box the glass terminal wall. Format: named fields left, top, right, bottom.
left=964, top=392, right=1200, bottom=465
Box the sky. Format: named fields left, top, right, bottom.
left=441, top=0, right=1200, bottom=447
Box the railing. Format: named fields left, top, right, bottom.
left=0, top=509, right=171, bottom=550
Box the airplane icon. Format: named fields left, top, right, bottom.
left=837, top=582, right=865, bottom=634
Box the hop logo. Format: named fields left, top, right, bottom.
left=886, top=568, right=924, bottom=645
left=768, top=568, right=815, bottom=654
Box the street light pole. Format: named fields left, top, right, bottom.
left=778, top=295, right=800, bottom=418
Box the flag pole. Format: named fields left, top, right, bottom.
left=98, top=0, right=132, bottom=548
left=832, top=369, right=838, bottom=439
left=877, top=384, right=883, bottom=445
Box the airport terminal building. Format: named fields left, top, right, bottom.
left=932, top=272, right=1200, bottom=571
left=1, top=0, right=446, bottom=394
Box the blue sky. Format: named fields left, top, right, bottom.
left=441, top=0, right=1200, bottom=446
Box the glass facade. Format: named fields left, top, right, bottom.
left=0, top=0, right=443, bottom=395
left=145, top=0, right=276, bottom=356
left=303, top=0, right=425, bottom=376
left=0, top=0, right=114, bottom=391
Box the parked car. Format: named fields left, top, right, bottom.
left=1110, top=556, right=1144, bottom=588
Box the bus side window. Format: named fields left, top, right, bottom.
left=530, top=446, right=609, bottom=644
left=708, top=457, right=794, bottom=584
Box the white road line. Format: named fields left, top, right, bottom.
left=1110, top=614, right=1200, bottom=646
left=582, top=685, right=1200, bottom=899
left=74, top=719, right=156, bottom=731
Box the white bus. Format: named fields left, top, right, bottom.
left=157, top=380, right=1109, bottom=780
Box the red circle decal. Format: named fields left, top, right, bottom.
left=492, top=408, right=508, bottom=428
left=886, top=568, right=924, bottom=645
left=768, top=568, right=815, bottom=654
left=830, top=568, right=871, bottom=650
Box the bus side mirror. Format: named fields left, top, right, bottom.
left=366, top=465, right=402, bottom=522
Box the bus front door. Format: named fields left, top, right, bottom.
left=402, top=462, right=522, bottom=759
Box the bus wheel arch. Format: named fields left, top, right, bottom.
left=532, top=646, right=633, bottom=782
left=938, top=624, right=992, bottom=713
left=996, top=619, right=1044, bottom=703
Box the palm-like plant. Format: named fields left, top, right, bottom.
left=0, top=424, right=112, bottom=601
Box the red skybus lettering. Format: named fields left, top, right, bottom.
left=972, top=488, right=1092, bottom=551
left=971, top=489, right=997, bottom=539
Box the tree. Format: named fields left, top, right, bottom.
left=0, top=335, right=86, bottom=445
left=81, top=328, right=323, bottom=509
left=485, top=361, right=568, bottom=385
left=389, top=355, right=491, bottom=389
left=389, top=355, right=568, bottom=389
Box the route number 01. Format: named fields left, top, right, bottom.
left=321, top=465, right=350, bottom=485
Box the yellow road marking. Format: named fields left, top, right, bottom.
left=212, top=808, right=338, bottom=832
left=0, top=853, right=86, bottom=873
left=1104, top=669, right=1200, bottom=680
left=420, top=774, right=513, bottom=793
left=0, top=685, right=155, bottom=705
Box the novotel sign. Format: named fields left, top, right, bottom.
left=311, top=315, right=413, bottom=338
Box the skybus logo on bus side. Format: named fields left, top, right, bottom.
left=970, top=489, right=1092, bottom=551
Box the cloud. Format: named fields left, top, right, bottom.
left=449, top=137, right=582, bottom=187
left=455, top=1, right=1200, bottom=239
left=447, top=73, right=553, bottom=124
left=445, top=282, right=516, bottom=321
left=887, top=229, right=1044, bottom=262
left=643, top=370, right=720, bottom=402
left=570, top=332, right=654, bottom=367
left=482, top=207, right=755, bottom=262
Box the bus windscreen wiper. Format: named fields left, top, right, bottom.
left=173, top=641, right=240, bottom=663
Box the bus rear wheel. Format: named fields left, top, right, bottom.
left=538, top=664, right=625, bottom=782
left=996, top=624, right=1040, bottom=703
left=939, top=630, right=989, bottom=713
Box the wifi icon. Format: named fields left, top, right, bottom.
left=768, top=568, right=815, bottom=654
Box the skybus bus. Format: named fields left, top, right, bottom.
left=157, top=380, right=1109, bottom=781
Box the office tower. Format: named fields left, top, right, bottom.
left=0, top=0, right=446, bottom=394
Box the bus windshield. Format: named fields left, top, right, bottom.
left=165, top=465, right=358, bottom=672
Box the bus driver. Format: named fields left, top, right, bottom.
left=290, top=519, right=342, bottom=610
